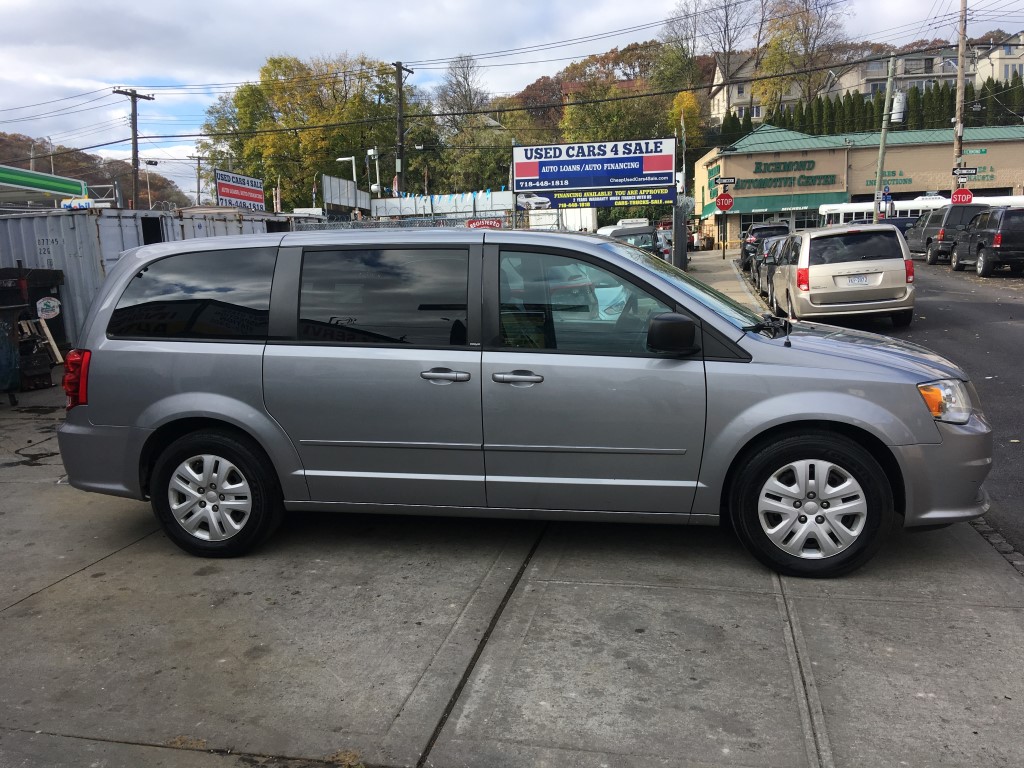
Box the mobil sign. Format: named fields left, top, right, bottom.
left=513, top=139, right=675, bottom=193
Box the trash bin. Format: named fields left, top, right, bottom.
left=0, top=305, right=28, bottom=406
left=703, top=235, right=715, bottom=250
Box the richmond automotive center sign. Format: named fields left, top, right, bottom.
left=215, top=169, right=266, bottom=211
left=513, top=139, right=676, bottom=209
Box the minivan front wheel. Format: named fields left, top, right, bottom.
left=729, top=433, right=894, bottom=577
left=151, top=431, right=283, bottom=557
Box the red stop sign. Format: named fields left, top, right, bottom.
left=716, top=192, right=734, bottom=211
left=951, top=188, right=974, bottom=204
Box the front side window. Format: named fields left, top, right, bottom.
left=298, top=248, right=469, bottom=346
left=108, top=248, right=276, bottom=339
left=497, top=251, right=672, bottom=355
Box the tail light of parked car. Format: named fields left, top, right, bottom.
left=905, top=259, right=915, bottom=283
left=993, top=233, right=1002, bottom=247
left=63, top=349, right=91, bottom=410
left=936, top=228, right=946, bottom=242
left=796, top=267, right=810, bottom=292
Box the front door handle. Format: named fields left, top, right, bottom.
left=421, top=368, right=471, bottom=383
left=492, top=370, right=544, bottom=384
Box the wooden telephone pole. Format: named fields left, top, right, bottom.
left=113, top=88, right=155, bottom=210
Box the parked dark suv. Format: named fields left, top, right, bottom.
left=949, top=206, right=1024, bottom=276
left=904, top=204, right=988, bottom=264
left=740, top=223, right=790, bottom=271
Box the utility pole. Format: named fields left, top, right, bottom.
left=394, top=61, right=414, bottom=195
left=873, top=55, right=897, bottom=223
left=188, top=155, right=203, bottom=205
left=952, top=0, right=968, bottom=195
left=113, top=88, right=155, bottom=210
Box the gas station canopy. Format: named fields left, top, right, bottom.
left=0, top=164, right=87, bottom=205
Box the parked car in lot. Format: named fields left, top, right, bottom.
left=750, top=234, right=788, bottom=296
left=768, top=224, right=915, bottom=327
left=741, top=223, right=791, bottom=271
left=904, top=203, right=988, bottom=264
left=58, top=229, right=991, bottom=578
left=948, top=206, right=1024, bottom=276
left=604, top=224, right=661, bottom=257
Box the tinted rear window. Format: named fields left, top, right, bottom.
left=1000, top=210, right=1024, bottom=230
left=753, top=226, right=789, bottom=238
left=808, top=231, right=904, bottom=266
left=108, top=248, right=277, bottom=339
left=944, top=206, right=986, bottom=227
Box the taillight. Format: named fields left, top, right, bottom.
left=905, top=259, right=915, bottom=283
left=936, top=228, right=945, bottom=242
left=62, top=349, right=91, bottom=410
left=797, top=267, right=810, bottom=291
left=993, top=233, right=1002, bottom=247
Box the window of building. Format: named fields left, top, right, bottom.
left=298, top=248, right=469, bottom=346
left=737, top=83, right=745, bottom=96
left=752, top=105, right=762, bottom=118
left=108, top=248, right=277, bottom=339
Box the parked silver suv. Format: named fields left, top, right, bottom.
left=58, top=229, right=991, bottom=577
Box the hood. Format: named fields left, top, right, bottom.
left=781, top=322, right=967, bottom=381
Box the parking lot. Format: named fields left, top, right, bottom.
left=2, top=248, right=1023, bottom=768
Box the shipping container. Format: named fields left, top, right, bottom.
left=168, top=206, right=291, bottom=239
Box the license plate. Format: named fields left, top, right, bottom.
left=848, top=275, right=869, bottom=286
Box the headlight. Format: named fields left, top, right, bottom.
left=918, top=379, right=972, bottom=424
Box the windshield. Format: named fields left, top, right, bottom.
left=597, top=240, right=761, bottom=329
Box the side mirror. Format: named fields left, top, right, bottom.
left=647, top=313, right=700, bottom=356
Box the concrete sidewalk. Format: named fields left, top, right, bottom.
left=1, top=274, right=1023, bottom=768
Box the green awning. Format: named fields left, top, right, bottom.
left=0, top=164, right=88, bottom=204
left=700, top=191, right=848, bottom=218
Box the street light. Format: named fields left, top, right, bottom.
left=335, top=156, right=357, bottom=183
left=143, top=160, right=158, bottom=209
left=367, top=147, right=382, bottom=198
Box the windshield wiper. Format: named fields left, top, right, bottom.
left=743, top=313, right=793, bottom=345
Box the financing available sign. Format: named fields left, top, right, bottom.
left=214, top=169, right=266, bottom=211
left=513, top=139, right=676, bottom=208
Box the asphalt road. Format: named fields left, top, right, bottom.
left=819, top=259, right=1024, bottom=555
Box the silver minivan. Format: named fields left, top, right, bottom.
left=768, top=224, right=915, bottom=327
left=58, top=229, right=991, bottom=577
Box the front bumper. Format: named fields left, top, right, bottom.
left=895, top=413, right=993, bottom=527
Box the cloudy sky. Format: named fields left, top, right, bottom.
left=1, top=0, right=1018, bottom=200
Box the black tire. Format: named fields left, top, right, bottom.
left=729, top=432, right=895, bottom=577
left=151, top=430, right=283, bottom=557
left=891, top=309, right=913, bottom=328
left=925, top=243, right=939, bottom=265
left=976, top=248, right=994, bottom=277
left=950, top=245, right=965, bottom=271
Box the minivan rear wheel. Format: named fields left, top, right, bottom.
left=151, top=431, right=283, bottom=557
left=729, top=432, right=894, bottom=577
